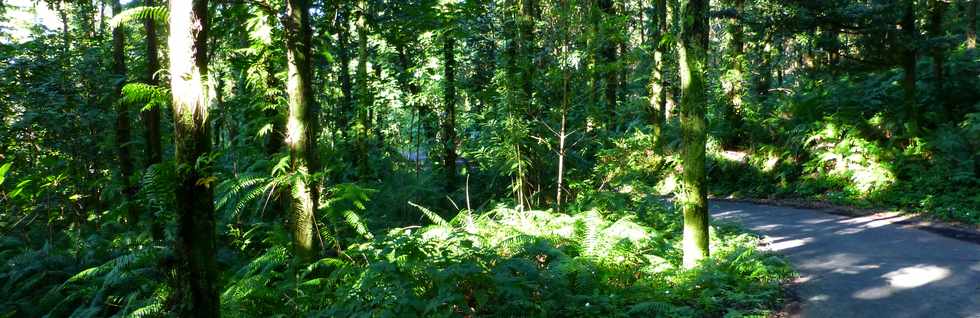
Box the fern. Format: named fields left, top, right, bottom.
left=110, top=6, right=169, bottom=28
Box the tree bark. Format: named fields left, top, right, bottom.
left=677, top=0, right=710, bottom=268
left=650, top=0, right=667, bottom=145
left=111, top=0, right=136, bottom=225
left=443, top=34, right=457, bottom=192
left=169, top=0, right=219, bottom=315
left=283, top=0, right=320, bottom=262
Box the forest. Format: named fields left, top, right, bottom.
left=0, top=0, right=977, bottom=316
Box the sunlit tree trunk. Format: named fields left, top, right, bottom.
left=169, top=0, right=219, bottom=315
left=283, top=0, right=320, bottom=262
left=111, top=0, right=136, bottom=225
left=443, top=34, right=458, bottom=192
left=901, top=0, right=919, bottom=135
left=677, top=0, right=709, bottom=269
left=143, top=0, right=163, bottom=168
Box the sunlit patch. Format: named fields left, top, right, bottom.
left=767, top=237, right=812, bottom=252
left=853, top=265, right=950, bottom=299
left=808, top=294, right=829, bottom=302
left=884, top=265, right=950, bottom=288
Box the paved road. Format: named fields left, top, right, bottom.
left=709, top=201, right=980, bottom=318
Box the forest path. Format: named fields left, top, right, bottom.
left=709, top=201, right=980, bottom=318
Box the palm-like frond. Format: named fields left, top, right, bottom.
left=110, top=6, right=169, bottom=28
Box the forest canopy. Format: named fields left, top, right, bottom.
left=0, top=0, right=977, bottom=316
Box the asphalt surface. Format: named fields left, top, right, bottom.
left=709, top=201, right=980, bottom=318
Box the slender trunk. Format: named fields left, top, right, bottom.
left=355, top=0, right=371, bottom=177
left=284, top=0, right=320, bottom=262
left=111, top=0, right=136, bottom=225
left=169, top=0, right=219, bottom=315
left=677, top=0, right=709, bottom=268
left=144, top=0, right=163, bottom=168
left=650, top=0, right=667, bottom=145
left=720, top=0, right=744, bottom=149
left=337, top=4, right=353, bottom=137
left=599, top=0, right=618, bottom=126
left=901, top=0, right=919, bottom=135
left=443, top=34, right=457, bottom=192
left=929, top=0, right=947, bottom=118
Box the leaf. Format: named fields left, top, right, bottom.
left=110, top=6, right=169, bottom=28
left=409, top=201, right=448, bottom=226
left=0, top=162, right=10, bottom=185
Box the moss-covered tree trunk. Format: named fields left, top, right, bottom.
left=443, top=34, right=457, bottom=192
left=649, top=0, right=667, bottom=146
left=169, top=0, right=219, bottom=315
left=720, top=0, right=744, bottom=149
left=284, top=0, right=320, bottom=262
left=110, top=0, right=136, bottom=225
left=599, top=0, right=618, bottom=126
left=677, top=0, right=710, bottom=269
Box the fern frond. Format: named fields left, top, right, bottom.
left=409, top=201, right=448, bottom=226
left=121, top=83, right=170, bottom=106
left=110, top=6, right=169, bottom=28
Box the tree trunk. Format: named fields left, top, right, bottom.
left=284, top=0, right=320, bottom=263
left=143, top=0, right=163, bottom=168
left=355, top=0, right=371, bottom=177
left=443, top=34, right=457, bottom=192
left=677, top=0, right=710, bottom=269
left=650, top=0, right=667, bottom=145
left=720, top=0, right=744, bottom=149
left=929, top=0, right=947, bottom=118
left=337, top=4, right=353, bottom=137
left=901, top=0, right=919, bottom=135
left=599, top=0, right=618, bottom=126
left=168, top=0, right=219, bottom=315
left=111, top=0, right=136, bottom=225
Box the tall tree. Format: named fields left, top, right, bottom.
left=929, top=0, right=947, bottom=116
left=355, top=0, right=371, bottom=177
left=336, top=2, right=353, bottom=137
left=143, top=0, right=162, bottom=166
left=677, top=0, right=709, bottom=268
left=442, top=32, right=457, bottom=192
left=901, top=0, right=919, bottom=135
left=169, top=0, right=219, bottom=315
left=598, top=0, right=618, bottom=125
left=110, top=0, right=136, bottom=225
left=283, top=0, right=320, bottom=262
left=649, top=0, right=667, bottom=145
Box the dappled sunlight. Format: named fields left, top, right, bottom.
left=853, top=265, right=951, bottom=300
left=766, top=237, right=812, bottom=252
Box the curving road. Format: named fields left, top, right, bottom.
left=709, top=201, right=980, bottom=318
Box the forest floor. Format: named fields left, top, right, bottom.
left=709, top=201, right=980, bottom=318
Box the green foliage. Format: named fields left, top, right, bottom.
left=109, top=6, right=169, bottom=28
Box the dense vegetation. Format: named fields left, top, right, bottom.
left=0, top=0, right=976, bottom=316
